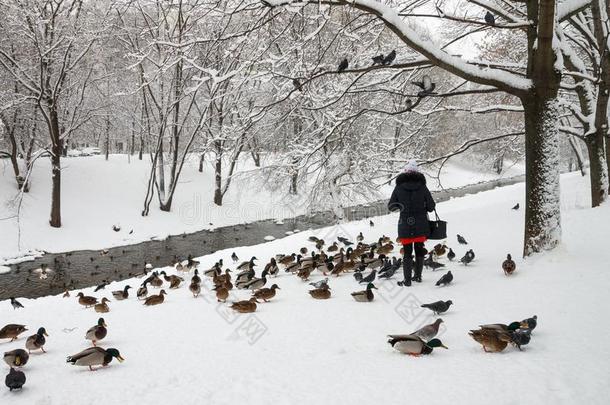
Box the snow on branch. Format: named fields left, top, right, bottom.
left=557, top=0, right=593, bottom=21
left=262, top=0, right=532, bottom=94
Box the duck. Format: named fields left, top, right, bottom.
left=204, top=263, right=222, bottom=278
left=189, top=281, right=201, bottom=298
left=112, top=285, right=131, bottom=300
left=186, top=254, right=200, bottom=270
left=5, top=367, right=26, bottom=391
left=236, top=265, right=256, bottom=283
left=479, top=322, right=522, bottom=332
left=297, top=266, right=313, bottom=281
left=351, top=283, right=377, bottom=302
left=160, top=271, right=183, bottom=289
left=411, top=319, right=444, bottom=341
left=25, top=327, right=49, bottom=353
left=309, top=286, right=331, bottom=299
left=3, top=349, right=29, bottom=367
left=77, top=292, right=98, bottom=308
left=327, top=242, right=339, bottom=252
left=236, top=256, right=257, bottom=271
left=63, top=290, right=70, bottom=298
left=316, top=259, right=334, bottom=276
left=242, top=269, right=269, bottom=290
left=521, top=315, right=537, bottom=331
left=149, top=272, right=163, bottom=288
left=191, top=269, right=202, bottom=285
left=356, top=232, right=364, bottom=242
left=387, top=335, right=448, bottom=356
left=278, top=253, right=296, bottom=266
left=66, top=347, right=124, bottom=371
left=299, top=247, right=308, bottom=255
left=214, top=285, right=229, bottom=302
left=264, top=258, right=279, bottom=277
left=503, top=254, right=516, bottom=275
left=0, top=324, right=28, bottom=342
left=468, top=328, right=512, bottom=352
left=85, top=318, right=107, bottom=346
left=144, top=290, right=167, bottom=306
left=137, top=282, right=149, bottom=300
left=252, top=284, right=280, bottom=302
left=94, top=297, right=111, bottom=313
left=231, top=252, right=239, bottom=263
left=285, top=256, right=303, bottom=273
left=230, top=298, right=258, bottom=313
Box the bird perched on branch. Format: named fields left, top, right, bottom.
left=484, top=11, right=495, bottom=26
left=371, top=54, right=384, bottom=66
left=412, top=75, right=436, bottom=97
left=292, top=78, right=302, bottom=92
left=338, top=58, right=348, bottom=72
left=383, top=50, right=396, bottom=65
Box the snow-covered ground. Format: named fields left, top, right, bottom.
left=1, top=172, right=608, bottom=404
left=0, top=154, right=523, bottom=262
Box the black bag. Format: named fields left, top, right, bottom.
left=428, top=210, right=447, bottom=240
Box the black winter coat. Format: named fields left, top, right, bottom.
left=388, top=172, right=436, bottom=239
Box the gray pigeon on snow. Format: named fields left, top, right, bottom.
left=436, top=271, right=453, bottom=286
left=411, top=319, right=444, bottom=341
left=421, top=300, right=453, bottom=315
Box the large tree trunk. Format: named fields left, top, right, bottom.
left=521, top=95, right=561, bottom=255
left=49, top=107, right=62, bottom=228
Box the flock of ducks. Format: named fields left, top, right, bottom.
left=3, top=227, right=532, bottom=391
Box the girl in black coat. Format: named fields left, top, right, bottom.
left=388, top=160, right=436, bottom=286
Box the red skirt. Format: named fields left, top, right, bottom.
left=399, top=236, right=427, bottom=245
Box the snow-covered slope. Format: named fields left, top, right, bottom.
left=0, top=154, right=523, bottom=261
left=0, top=172, right=607, bottom=404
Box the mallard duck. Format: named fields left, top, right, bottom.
left=137, top=282, right=149, bottom=300
left=387, top=335, right=448, bottom=356
left=203, top=263, right=222, bottom=278
left=278, top=253, right=296, bottom=266
left=285, top=256, right=303, bottom=273
left=299, top=247, right=308, bottom=255
left=317, top=260, right=334, bottom=276
left=0, top=324, right=28, bottom=342
left=191, top=269, right=202, bottom=285
left=236, top=265, right=255, bottom=283
left=351, top=282, right=377, bottom=302
left=242, top=269, right=269, bottom=290
left=503, top=254, right=516, bottom=275
left=309, top=286, right=331, bottom=299
left=144, top=290, right=167, bottom=306
left=112, top=285, right=131, bottom=300
left=214, top=285, right=229, bottom=302
left=94, top=297, right=110, bottom=313
left=3, top=349, right=29, bottom=367
left=189, top=281, right=201, bottom=298
left=252, top=284, right=280, bottom=302
left=327, top=242, right=339, bottom=252
left=86, top=318, right=107, bottom=346
left=5, top=367, right=26, bottom=390
left=411, top=319, right=443, bottom=341
left=77, top=292, right=98, bottom=308
left=236, top=256, right=257, bottom=271
left=160, top=271, right=183, bottom=289
left=231, top=252, right=239, bottom=263
left=230, top=297, right=258, bottom=313
left=297, top=266, right=313, bottom=281
left=356, top=232, right=364, bottom=242
left=479, top=322, right=521, bottom=332
left=66, top=347, right=124, bottom=371
left=63, top=290, right=70, bottom=298
left=186, top=254, right=200, bottom=270
left=25, top=327, right=48, bottom=353
left=149, top=272, right=163, bottom=288
left=264, top=258, right=279, bottom=277
left=469, top=328, right=512, bottom=352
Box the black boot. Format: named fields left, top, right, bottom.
left=398, top=255, right=413, bottom=286
left=413, top=256, right=424, bottom=283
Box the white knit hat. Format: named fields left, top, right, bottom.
left=402, top=159, right=420, bottom=173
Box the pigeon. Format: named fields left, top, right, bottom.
left=338, top=58, right=348, bottom=72
left=411, top=319, right=444, bottom=341
left=412, top=75, right=436, bottom=97
left=353, top=271, right=363, bottom=282
left=436, top=271, right=453, bottom=286
left=512, top=203, right=520, bottom=210
left=382, top=50, right=396, bottom=65
left=231, top=252, right=239, bottom=263
left=460, top=253, right=473, bottom=266
left=371, top=54, right=384, bottom=65
left=369, top=220, right=375, bottom=227
left=428, top=260, right=445, bottom=271
left=10, top=298, right=23, bottom=310
left=309, top=278, right=329, bottom=289
left=520, top=315, right=538, bottom=332
left=404, top=99, right=413, bottom=111
left=467, top=249, right=475, bottom=261
left=421, top=300, right=453, bottom=315
left=378, top=266, right=398, bottom=279
left=5, top=368, right=25, bottom=391
left=485, top=11, right=495, bottom=26
left=359, top=270, right=377, bottom=284
left=457, top=234, right=468, bottom=245
left=292, top=78, right=302, bottom=92
left=502, top=254, right=516, bottom=275
left=112, top=224, right=121, bottom=232
left=447, top=248, right=456, bottom=261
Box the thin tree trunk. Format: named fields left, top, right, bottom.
left=568, top=136, right=586, bottom=176
left=105, top=115, right=110, bottom=161
left=198, top=153, right=205, bottom=172
left=214, top=141, right=223, bottom=206
left=49, top=106, right=62, bottom=228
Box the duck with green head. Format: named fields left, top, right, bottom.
left=387, top=334, right=448, bottom=356
left=67, top=347, right=124, bottom=371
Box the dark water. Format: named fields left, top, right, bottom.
left=0, top=176, right=524, bottom=300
